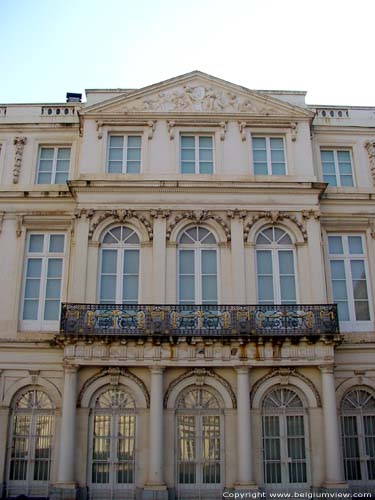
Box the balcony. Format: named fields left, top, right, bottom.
left=59, top=303, right=339, bottom=340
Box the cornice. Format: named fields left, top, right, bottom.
left=313, top=126, right=375, bottom=135
left=0, top=123, right=79, bottom=131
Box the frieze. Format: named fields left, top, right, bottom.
left=121, top=84, right=285, bottom=114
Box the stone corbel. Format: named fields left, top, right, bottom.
left=13, top=136, right=27, bottom=184
left=219, top=121, right=227, bottom=141
left=108, top=367, right=121, bottom=386
left=291, top=122, right=298, bottom=142
left=238, top=121, right=247, bottom=141
left=29, top=370, right=40, bottom=384
left=227, top=209, right=247, bottom=219
left=365, top=141, right=375, bottom=185
left=16, top=215, right=23, bottom=237
left=167, top=120, right=176, bottom=140
left=147, top=120, right=157, bottom=139
left=0, top=212, right=4, bottom=234
left=150, top=209, right=171, bottom=220
left=96, top=121, right=103, bottom=139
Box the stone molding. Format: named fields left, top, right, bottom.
left=88, top=209, right=153, bottom=241
left=243, top=211, right=308, bottom=242
left=13, top=136, right=27, bottom=184
left=166, top=210, right=231, bottom=241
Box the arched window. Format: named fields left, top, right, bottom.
left=89, top=388, right=136, bottom=497
left=176, top=387, right=223, bottom=495
left=178, top=227, right=218, bottom=304
left=99, top=226, right=140, bottom=304
left=256, top=227, right=297, bottom=304
left=7, top=389, right=54, bottom=498
left=262, top=387, right=309, bottom=487
left=341, top=389, right=375, bottom=482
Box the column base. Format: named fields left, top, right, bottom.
left=322, top=481, right=349, bottom=490
left=234, top=482, right=259, bottom=491
left=142, top=484, right=169, bottom=500
left=50, top=483, right=78, bottom=500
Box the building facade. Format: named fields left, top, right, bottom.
left=0, top=71, right=375, bottom=499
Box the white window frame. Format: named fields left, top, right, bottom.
left=177, top=227, right=219, bottom=305
left=98, top=226, right=140, bottom=304
left=320, top=148, right=355, bottom=187
left=35, top=145, right=71, bottom=184
left=20, top=232, right=66, bottom=332
left=326, top=234, right=373, bottom=332
left=179, top=134, right=215, bottom=174
left=255, top=228, right=298, bottom=304
left=251, top=136, right=287, bottom=176
left=106, top=134, right=142, bottom=174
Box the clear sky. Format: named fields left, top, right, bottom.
left=1, top=0, right=375, bottom=106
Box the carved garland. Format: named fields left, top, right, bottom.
left=243, top=211, right=308, bottom=242
left=77, top=367, right=150, bottom=408
left=365, top=141, right=375, bottom=185
left=163, top=368, right=237, bottom=409
left=166, top=210, right=231, bottom=241
left=250, top=367, right=322, bottom=407
left=13, top=136, right=27, bottom=184
left=88, top=209, right=153, bottom=240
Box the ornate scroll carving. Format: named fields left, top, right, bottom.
left=291, top=122, right=297, bottom=141
left=163, top=368, right=237, bottom=408
left=219, top=121, right=227, bottom=141
left=147, top=120, right=156, bottom=139
left=243, top=211, right=307, bottom=242
left=238, top=121, right=247, bottom=141
left=167, top=120, right=176, bottom=139
left=166, top=210, right=231, bottom=241
left=88, top=209, right=153, bottom=241
left=13, top=137, right=27, bottom=184
left=122, top=84, right=284, bottom=114
left=365, top=141, right=375, bottom=185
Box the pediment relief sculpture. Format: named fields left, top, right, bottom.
left=121, top=84, right=283, bottom=114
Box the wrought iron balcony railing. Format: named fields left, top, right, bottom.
left=59, top=303, right=339, bottom=338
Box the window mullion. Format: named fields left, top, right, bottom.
left=123, top=137, right=127, bottom=173
left=39, top=247, right=49, bottom=325
left=195, top=136, right=199, bottom=174
left=196, top=248, right=201, bottom=304
left=52, top=148, right=57, bottom=183
left=274, top=249, right=281, bottom=303
left=267, top=138, right=272, bottom=175
left=334, top=150, right=340, bottom=185
left=116, top=249, right=122, bottom=304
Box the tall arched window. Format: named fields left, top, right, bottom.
left=99, top=226, right=140, bottom=304
left=176, top=387, right=223, bottom=495
left=7, top=389, right=54, bottom=498
left=89, top=388, right=136, bottom=497
left=256, top=227, right=297, bottom=304
left=178, top=227, right=218, bottom=304
left=341, top=389, right=375, bottom=482
left=262, top=387, right=309, bottom=487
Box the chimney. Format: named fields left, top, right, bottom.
left=66, top=92, right=82, bottom=103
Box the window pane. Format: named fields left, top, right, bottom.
left=127, top=136, right=141, bottom=147
left=127, top=161, right=140, bottom=173
left=181, top=149, right=195, bottom=161
left=47, top=259, right=62, bottom=278
left=199, top=162, right=213, bottom=174
left=199, top=149, right=213, bottom=161
left=328, top=236, right=343, bottom=254
left=26, top=259, right=42, bottom=278
left=323, top=174, right=337, bottom=186
left=124, top=250, right=139, bottom=274
left=337, top=151, right=350, bottom=162
left=321, top=150, right=334, bottom=162
left=181, top=162, right=195, bottom=174
left=348, top=236, right=363, bottom=254
left=332, top=280, right=348, bottom=301
left=179, top=276, right=195, bottom=302
left=109, top=136, right=124, bottom=147
left=352, top=280, right=368, bottom=300
left=108, top=148, right=123, bottom=161
left=40, top=148, right=54, bottom=159
left=127, top=148, right=141, bottom=161
left=354, top=301, right=370, bottom=321
left=23, top=300, right=39, bottom=320
left=202, top=250, right=217, bottom=274
left=272, top=163, right=286, bottom=175
left=181, top=136, right=195, bottom=147
left=123, top=276, right=138, bottom=302
left=107, top=161, right=123, bottom=173
left=49, top=235, right=64, bottom=253
left=280, top=276, right=296, bottom=302
left=254, top=164, right=268, bottom=175
left=337, top=302, right=350, bottom=321
left=54, top=172, right=68, bottom=184
left=57, top=148, right=71, bottom=160
left=257, top=250, right=273, bottom=274
left=202, top=275, right=217, bottom=302
left=330, top=260, right=346, bottom=279
left=270, top=138, right=284, bottom=150
left=37, top=172, right=52, bottom=184
left=253, top=150, right=267, bottom=161
left=56, top=159, right=70, bottom=172
left=340, top=175, right=354, bottom=187
left=100, top=276, right=116, bottom=302
left=44, top=300, right=60, bottom=320
left=179, top=251, right=194, bottom=274
left=351, top=260, right=366, bottom=280
left=38, top=159, right=53, bottom=172
left=271, top=149, right=285, bottom=162
left=199, top=136, right=212, bottom=148
left=258, top=276, right=274, bottom=302
left=29, top=235, right=44, bottom=253
left=252, top=138, right=266, bottom=149
left=101, top=250, right=117, bottom=274
left=279, top=251, right=294, bottom=275
left=45, top=279, right=61, bottom=299
left=25, top=279, right=40, bottom=298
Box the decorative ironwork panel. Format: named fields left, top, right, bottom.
left=60, top=303, right=339, bottom=338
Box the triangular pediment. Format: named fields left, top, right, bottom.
left=81, top=71, right=313, bottom=118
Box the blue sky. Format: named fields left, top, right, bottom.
left=1, top=0, right=375, bottom=106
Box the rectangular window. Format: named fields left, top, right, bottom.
left=21, top=233, right=65, bottom=330
left=328, top=235, right=371, bottom=324
left=180, top=135, right=214, bottom=174
left=321, top=149, right=354, bottom=186
left=252, top=137, right=286, bottom=175
left=36, top=147, right=71, bottom=184
left=107, top=135, right=141, bottom=173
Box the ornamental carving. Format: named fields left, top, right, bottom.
left=13, top=136, right=27, bottom=184
left=89, top=209, right=153, bottom=241
left=122, top=84, right=284, bottom=114
left=365, top=141, right=375, bottom=185
left=243, top=211, right=307, bottom=242
left=163, top=368, right=237, bottom=408
left=78, top=367, right=150, bottom=408
left=250, top=368, right=322, bottom=407
left=166, top=210, right=231, bottom=241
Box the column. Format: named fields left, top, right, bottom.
left=144, top=367, right=167, bottom=499
left=230, top=215, right=246, bottom=304
left=320, top=365, right=347, bottom=489
left=0, top=406, right=10, bottom=484
left=152, top=213, right=167, bottom=303
left=235, top=367, right=257, bottom=489
left=69, top=215, right=90, bottom=302
left=57, top=364, right=78, bottom=487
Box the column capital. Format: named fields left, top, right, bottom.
left=63, top=363, right=78, bottom=375
left=149, top=366, right=165, bottom=375
left=235, top=366, right=250, bottom=375
left=319, top=364, right=335, bottom=374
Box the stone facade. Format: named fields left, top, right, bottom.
left=0, top=71, right=375, bottom=499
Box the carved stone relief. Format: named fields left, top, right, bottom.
left=243, top=211, right=307, bottom=242
left=122, top=84, right=284, bottom=114
left=166, top=210, right=231, bottom=241
left=13, top=137, right=27, bottom=184
left=365, top=141, right=375, bottom=185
